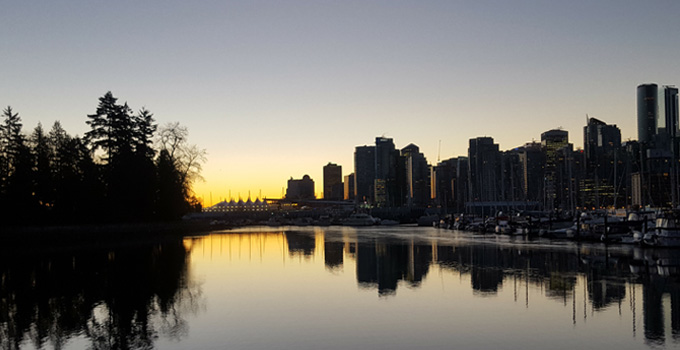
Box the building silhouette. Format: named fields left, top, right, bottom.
left=323, top=162, right=343, bottom=200
left=582, top=117, right=623, bottom=208
left=468, top=137, right=500, bottom=203
left=401, top=143, right=430, bottom=207
left=635, top=83, right=679, bottom=207
left=374, top=137, right=398, bottom=207
left=661, top=85, right=679, bottom=144
left=516, top=142, right=545, bottom=203
left=541, top=129, right=571, bottom=210
left=354, top=146, right=375, bottom=204
left=638, top=83, right=658, bottom=145
left=344, top=173, right=355, bottom=200
left=286, top=175, right=315, bottom=200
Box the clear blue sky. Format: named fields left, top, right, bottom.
left=2, top=1, right=680, bottom=202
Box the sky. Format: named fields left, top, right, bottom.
left=2, top=1, right=680, bottom=205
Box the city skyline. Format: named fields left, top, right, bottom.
left=3, top=1, right=680, bottom=202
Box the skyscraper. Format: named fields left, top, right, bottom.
left=344, top=173, right=355, bottom=200
left=582, top=117, right=622, bottom=208
left=662, top=86, right=679, bottom=139
left=323, top=162, right=343, bottom=200
left=516, top=142, right=545, bottom=203
left=541, top=129, right=570, bottom=210
left=401, top=143, right=430, bottom=207
left=374, top=137, right=397, bottom=207
left=637, top=83, right=658, bottom=144
left=468, top=137, right=500, bottom=203
left=354, top=145, right=375, bottom=204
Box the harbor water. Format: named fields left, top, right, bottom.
left=2, top=226, right=680, bottom=349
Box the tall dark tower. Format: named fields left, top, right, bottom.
left=541, top=129, right=570, bottom=210
left=638, top=83, right=658, bottom=144
left=374, top=137, right=397, bottom=206
left=468, top=137, right=500, bottom=203
left=664, top=86, right=679, bottom=140
left=354, top=145, right=375, bottom=204
left=323, top=162, right=343, bottom=200
left=583, top=117, right=622, bottom=208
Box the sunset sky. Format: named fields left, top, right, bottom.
left=3, top=1, right=680, bottom=205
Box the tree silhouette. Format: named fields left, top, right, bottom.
left=0, top=93, right=204, bottom=225
left=0, top=107, right=34, bottom=223
left=30, top=123, right=54, bottom=222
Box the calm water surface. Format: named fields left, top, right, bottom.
left=2, top=226, right=680, bottom=349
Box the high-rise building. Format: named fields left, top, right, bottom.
left=468, top=137, right=500, bottom=203
left=401, top=143, right=430, bottom=207
left=344, top=173, right=355, bottom=200
left=375, top=137, right=398, bottom=207
left=638, top=83, right=658, bottom=144
left=541, top=129, right=570, bottom=210
left=354, top=145, right=375, bottom=204
left=635, top=83, right=678, bottom=207
left=323, top=162, right=343, bottom=200
left=432, top=157, right=467, bottom=212
left=500, top=150, right=523, bottom=202
left=516, top=142, right=545, bottom=203
left=582, top=117, right=623, bottom=208
left=662, top=86, right=679, bottom=140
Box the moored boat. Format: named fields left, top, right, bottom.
left=343, top=213, right=378, bottom=226
left=643, top=211, right=680, bottom=247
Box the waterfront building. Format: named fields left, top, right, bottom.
left=624, top=141, right=643, bottom=207
left=431, top=158, right=455, bottom=210
left=354, top=145, right=375, bottom=204
left=500, top=150, right=523, bottom=202
left=554, top=143, right=578, bottom=212
left=661, top=86, right=679, bottom=142
left=374, top=137, right=398, bottom=207
left=635, top=83, right=679, bottom=208
left=516, top=142, right=545, bottom=203
left=582, top=117, right=623, bottom=208
left=344, top=173, right=355, bottom=200
left=467, top=137, right=501, bottom=204
left=646, top=148, right=674, bottom=207
left=286, top=175, right=315, bottom=200
left=323, top=162, right=343, bottom=200
left=401, top=143, right=431, bottom=207
left=203, top=198, right=270, bottom=212
left=454, top=157, right=469, bottom=213
left=638, top=83, right=658, bottom=145
left=664, top=86, right=680, bottom=205
left=541, top=129, right=570, bottom=210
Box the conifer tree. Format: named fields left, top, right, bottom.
left=30, top=123, right=54, bottom=220
left=0, top=107, right=33, bottom=222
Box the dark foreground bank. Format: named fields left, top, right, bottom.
left=0, top=221, right=224, bottom=247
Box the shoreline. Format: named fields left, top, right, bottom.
left=0, top=220, right=228, bottom=246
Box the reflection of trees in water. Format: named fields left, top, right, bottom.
left=0, top=239, right=202, bottom=350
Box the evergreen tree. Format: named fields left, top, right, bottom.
left=30, top=123, right=54, bottom=221
left=0, top=107, right=33, bottom=223
left=156, top=150, right=186, bottom=220
left=85, top=92, right=160, bottom=221
left=134, top=108, right=157, bottom=158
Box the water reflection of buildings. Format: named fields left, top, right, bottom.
left=186, top=229, right=680, bottom=347
left=285, top=230, right=316, bottom=257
